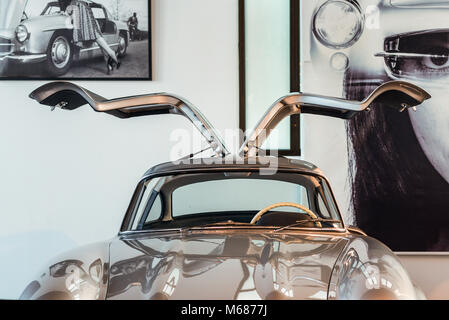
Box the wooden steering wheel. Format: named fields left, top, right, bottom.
left=250, top=202, right=320, bottom=226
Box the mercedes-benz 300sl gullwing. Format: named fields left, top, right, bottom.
left=0, top=0, right=128, bottom=76
left=19, top=80, right=430, bottom=300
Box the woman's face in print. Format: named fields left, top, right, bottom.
left=397, top=32, right=449, bottom=184
left=409, top=90, right=449, bottom=184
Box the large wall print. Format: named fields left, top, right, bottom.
left=0, top=0, right=151, bottom=79
left=301, top=0, right=449, bottom=251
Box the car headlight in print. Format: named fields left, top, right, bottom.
left=376, top=30, right=449, bottom=82
left=312, top=0, right=364, bottom=49
left=15, top=24, right=29, bottom=43
left=330, top=52, right=350, bottom=71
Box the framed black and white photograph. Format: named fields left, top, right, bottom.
left=0, top=0, right=152, bottom=80
left=300, top=0, right=449, bottom=252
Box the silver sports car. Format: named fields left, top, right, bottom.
left=0, top=0, right=128, bottom=76
left=19, top=80, right=430, bottom=300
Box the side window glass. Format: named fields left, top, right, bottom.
left=143, top=193, right=163, bottom=225
left=131, top=178, right=160, bottom=230
left=134, top=191, right=163, bottom=229
left=317, top=193, right=331, bottom=218
left=92, top=7, right=106, bottom=19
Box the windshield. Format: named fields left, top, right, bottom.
left=20, top=0, right=61, bottom=17
left=128, top=171, right=343, bottom=231
left=41, top=4, right=61, bottom=15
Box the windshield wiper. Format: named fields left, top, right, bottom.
left=273, top=219, right=342, bottom=232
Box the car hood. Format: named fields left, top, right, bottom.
left=21, top=13, right=69, bottom=32
left=107, top=231, right=349, bottom=300
left=0, top=0, right=27, bottom=31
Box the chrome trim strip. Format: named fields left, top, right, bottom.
left=289, top=276, right=327, bottom=285
left=119, top=228, right=184, bottom=237
left=80, top=43, right=119, bottom=53
left=390, top=0, right=449, bottom=8
left=0, top=53, right=46, bottom=62
left=118, top=226, right=348, bottom=237
left=375, top=51, right=448, bottom=59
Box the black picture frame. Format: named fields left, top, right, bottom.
left=0, top=0, right=152, bottom=81
left=238, top=0, right=300, bottom=156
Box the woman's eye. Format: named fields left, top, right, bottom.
left=383, top=35, right=449, bottom=79
left=422, top=55, right=449, bottom=69
left=421, top=47, right=449, bottom=70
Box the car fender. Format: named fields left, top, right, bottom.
left=19, top=15, right=72, bottom=54
left=19, top=241, right=111, bottom=300
left=328, top=235, right=418, bottom=300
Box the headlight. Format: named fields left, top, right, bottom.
left=313, top=0, right=363, bottom=48
left=330, top=52, right=349, bottom=71
left=15, top=25, right=29, bottom=43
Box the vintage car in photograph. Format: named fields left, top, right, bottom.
left=0, top=0, right=129, bottom=76
left=19, top=80, right=430, bottom=300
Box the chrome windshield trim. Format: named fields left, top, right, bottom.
left=118, top=228, right=184, bottom=237
left=118, top=225, right=349, bottom=238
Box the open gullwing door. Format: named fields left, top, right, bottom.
left=29, top=81, right=229, bottom=157
left=240, top=80, right=431, bottom=157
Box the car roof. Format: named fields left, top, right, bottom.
left=142, top=156, right=325, bottom=178
left=49, top=1, right=100, bottom=7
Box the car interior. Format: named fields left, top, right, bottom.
left=42, top=2, right=116, bottom=35
left=90, top=5, right=116, bottom=34
left=131, top=171, right=343, bottom=231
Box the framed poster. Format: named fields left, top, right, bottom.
left=300, top=0, right=449, bottom=252
left=0, top=0, right=152, bottom=80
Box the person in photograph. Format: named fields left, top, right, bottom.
left=60, top=0, right=121, bottom=74
left=344, top=32, right=449, bottom=251
left=127, top=12, right=139, bottom=41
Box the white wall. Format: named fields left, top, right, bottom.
left=0, top=0, right=239, bottom=299
left=398, top=254, right=449, bottom=300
